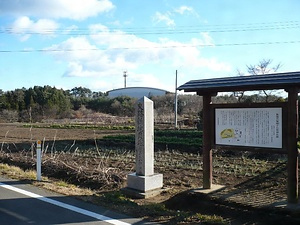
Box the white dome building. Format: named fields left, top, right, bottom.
left=107, top=87, right=170, bottom=98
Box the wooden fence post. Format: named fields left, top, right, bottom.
left=287, top=87, right=299, bottom=203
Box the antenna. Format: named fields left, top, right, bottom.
left=123, top=71, right=128, bottom=88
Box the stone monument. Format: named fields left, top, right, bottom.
left=124, top=96, right=163, bottom=198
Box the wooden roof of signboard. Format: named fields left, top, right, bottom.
left=178, top=71, right=300, bottom=95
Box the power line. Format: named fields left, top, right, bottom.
left=1, top=21, right=299, bottom=36
left=0, top=40, right=299, bottom=53
left=2, top=25, right=299, bottom=35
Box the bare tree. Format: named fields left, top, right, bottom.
left=235, top=59, right=282, bottom=102
left=247, top=59, right=282, bottom=102
left=247, top=59, right=281, bottom=76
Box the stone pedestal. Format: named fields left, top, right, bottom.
left=123, top=97, right=163, bottom=198
left=127, top=173, right=163, bottom=191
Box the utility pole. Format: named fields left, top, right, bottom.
left=175, top=70, right=178, bottom=129
left=123, top=71, right=128, bottom=88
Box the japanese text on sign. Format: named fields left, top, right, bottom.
left=215, top=108, right=282, bottom=148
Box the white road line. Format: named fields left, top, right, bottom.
left=0, top=182, right=131, bottom=225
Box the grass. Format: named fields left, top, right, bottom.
left=0, top=162, right=228, bottom=224
left=0, top=163, right=36, bottom=180
left=0, top=163, right=94, bottom=196
left=56, top=180, right=71, bottom=187
left=183, top=213, right=227, bottom=224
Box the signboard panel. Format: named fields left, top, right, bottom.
left=215, top=108, right=282, bottom=148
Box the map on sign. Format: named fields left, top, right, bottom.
left=215, top=108, right=282, bottom=148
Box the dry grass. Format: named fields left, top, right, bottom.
left=0, top=163, right=93, bottom=197
left=0, top=163, right=36, bottom=180
left=0, top=162, right=229, bottom=224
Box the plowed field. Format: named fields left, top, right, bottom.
left=0, top=123, right=299, bottom=224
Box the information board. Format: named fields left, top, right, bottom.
left=215, top=108, right=282, bottom=148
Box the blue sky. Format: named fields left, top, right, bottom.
left=0, top=0, right=299, bottom=93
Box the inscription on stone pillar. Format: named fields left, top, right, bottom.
left=125, top=96, right=163, bottom=197
left=135, top=97, right=154, bottom=176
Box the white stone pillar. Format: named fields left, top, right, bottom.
left=125, top=97, right=163, bottom=198
left=135, top=97, right=154, bottom=176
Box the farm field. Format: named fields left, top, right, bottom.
left=0, top=123, right=299, bottom=224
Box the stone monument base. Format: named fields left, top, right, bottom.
left=122, top=187, right=165, bottom=199
left=123, top=173, right=163, bottom=198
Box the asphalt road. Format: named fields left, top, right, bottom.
left=0, top=176, right=154, bottom=225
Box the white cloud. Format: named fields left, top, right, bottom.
left=45, top=25, right=231, bottom=91
left=174, top=6, right=194, bottom=15
left=46, top=36, right=99, bottom=62
left=45, top=36, right=137, bottom=78
left=130, top=72, right=165, bottom=88
left=153, top=6, right=199, bottom=27
left=0, top=0, right=114, bottom=20
left=11, top=16, right=59, bottom=41
left=64, top=62, right=85, bottom=77
left=160, top=37, right=230, bottom=72
left=152, top=12, right=175, bottom=27
left=198, top=32, right=215, bottom=46
left=89, top=24, right=176, bottom=63
left=174, top=6, right=200, bottom=20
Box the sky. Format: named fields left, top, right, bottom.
left=0, top=0, right=299, bottom=94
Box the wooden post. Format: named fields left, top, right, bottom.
left=36, top=140, right=42, bottom=181
left=287, top=87, right=298, bottom=203
left=174, top=70, right=178, bottom=128
left=202, top=94, right=212, bottom=189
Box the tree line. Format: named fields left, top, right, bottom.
left=0, top=85, right=288, bottom=124
left=0, top=86, right=198, bottom=123
left=0, top=86, right=136, bottom=122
